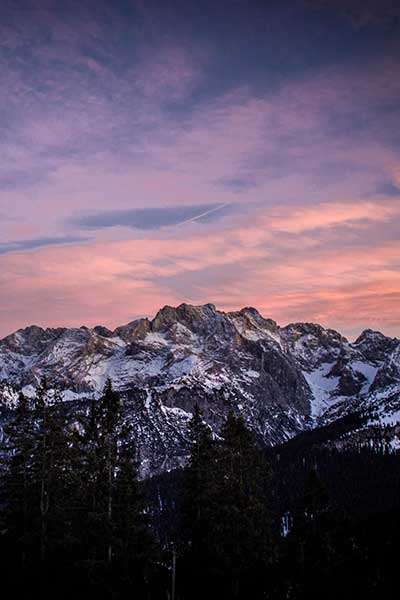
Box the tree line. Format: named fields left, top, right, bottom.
left=1, top=379, right=399, bottom=599
left=0, top=380, right=157, bottom=598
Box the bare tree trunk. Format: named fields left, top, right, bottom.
left=40, top=419, right=48, bottom=563
left=171, top=545, right=176, bottom=600
left=107, top=434, right=112, bottom=565
left=22, top=458, right=28, bottom=569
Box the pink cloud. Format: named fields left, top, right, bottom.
left=262, top=199, right=400, bottom=234
left=1, top=32, right=400, bottom=339
left=132, top=45, right=202, bottom=101
left=2, top=52, right=399, bottom=242
left=2, top=197, right=400, bottom=338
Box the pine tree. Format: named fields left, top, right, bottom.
left=31, top=379, right=70, bottom=563
left=211, top=412, right=273, bottom=597
left=27, top=379, right=72, bottom=597
left=98, top=379, right=122, bottom=566
left=70, top=380, right=157, bottom=595
left=185, top=404, right=215, bottom=525
left=68, top=384, right=119, bottom=580
left=113, top=421, right=156, bottom=592
left=182, top=409, right=273, bottom=598
left=182, top=404, right=215, bottom=577
left=1, top=391, right=36, bottom=570
left=1, top=382, right=73, bottom=596
left=286, top=466, right=334, bottom=599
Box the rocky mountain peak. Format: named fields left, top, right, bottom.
left=92, top=325, right=113, bottom=338
left=353, top=329, right=398, bottom=363
left=280, top=322, right=348, bottom=371
left=370, top=343, right=400, bottom=392
left=355, top=328, right=385, bottom=342
left=225, top=307, right=280, bottom=346
left=2, top=325, right=65, bottom=356
left=282, top=321, right=347, bottom=344
left=114, top=318, right=151, bottom=342
left=1, top=302, right=400, bottom=475
left=232, top=307, right=277, bottom=329
left=151, top=302, right=229, bottom=338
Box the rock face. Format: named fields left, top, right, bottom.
left=0, top=303, right=399, bottom=475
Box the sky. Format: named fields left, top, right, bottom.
left=1, top=0, right=400, bottom=339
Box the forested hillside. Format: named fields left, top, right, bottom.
left=1, top=380, right=399, bottom=599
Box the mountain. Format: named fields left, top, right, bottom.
left=1, top=303, right=399, bottom=475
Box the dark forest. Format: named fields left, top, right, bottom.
left=1, top=380, right=399, bottom=599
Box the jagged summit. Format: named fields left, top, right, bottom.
left=1, top=302, right=399, bottom=475
left=151, top=302, right=221, bottom=334
left=353, top=328, right=398, bottom=363
left=282, top=321, right=348, bottom=342
left=3, top=303, right=393, bottom=348
left=354, top=328, right=395, bottom=348
left=355, top=328, right=385, bottom=342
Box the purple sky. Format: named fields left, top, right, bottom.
left=1, top=0, right=400, bottom=338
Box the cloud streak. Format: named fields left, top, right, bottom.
left=1, top=0, right=400, bottom=337
left=2, top=197, right=400, bottom=338
left=0, top=236, right=91, bottom=255
left=70, top=203, right=232, bottom=231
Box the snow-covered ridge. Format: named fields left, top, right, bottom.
left=1, top=303, right=399, bottom=474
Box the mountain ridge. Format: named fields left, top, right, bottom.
left=1, top=302, right=399, bottom=475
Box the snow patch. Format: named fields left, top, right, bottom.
left=303, top=362, right=339, bottom=419
left=351, top=360, right=379, bottom=392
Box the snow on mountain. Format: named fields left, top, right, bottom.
left=0, top=303, right=399, bottom=474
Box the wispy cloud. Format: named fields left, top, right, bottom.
left=374, top=181, right=400, bottom=196
left=0, top=235, right=90, bottom=255
left=70, top=203, right=232, bottom=231
left=306, top=0, right=400, bottom=26
left=1, top=0, right=400, bottom=337
left=2, top=196, right=400, bottom=337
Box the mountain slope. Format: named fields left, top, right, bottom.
left=1, top=303, right=399, bottom=474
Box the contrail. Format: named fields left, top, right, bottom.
left=176, top=202, right=232, bottom=227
